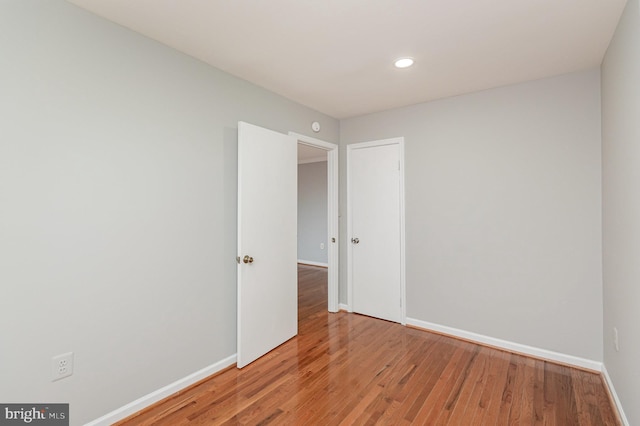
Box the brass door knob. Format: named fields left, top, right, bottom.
left=243, top=255, right=254, bottom=264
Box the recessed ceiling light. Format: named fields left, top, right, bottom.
left=394, top=58, right=414, bottom=69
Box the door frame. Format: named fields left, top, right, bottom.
left=289, top=132, right=339, bottom=313
left=347, top=137, right=406, bottom=324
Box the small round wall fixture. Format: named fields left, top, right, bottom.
left=394, top=57, right=414, bottom=69
left=311, top=121, right=321, bottom=133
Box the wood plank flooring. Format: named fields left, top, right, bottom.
left=117, top=265, right=620, bottom=425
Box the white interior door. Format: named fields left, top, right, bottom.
left=348, top=140, right=404, bottom=323
left=237, top=121, right=298, bottom=368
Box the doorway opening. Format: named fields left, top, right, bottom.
left=290, top=132, right=339, bottom=313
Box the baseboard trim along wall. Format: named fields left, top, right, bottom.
left=85, top=323, right=627, bottom=425
left=405, top=318, right=603, bottom=372
left=602, top=365, right=630, bottom=426
left=85, top=354, right=237, bottom=426
left=338, top=303, right=349, bottom=312
left=297, top=260, right=329, bottom=268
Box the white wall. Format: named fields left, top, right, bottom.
left=340, top=69, right=603, bottom=361
left=0, top=1, right=338, bottom=425
left=298, top=161, right=328, bottom=264
left=601, top=0, right=640, bottom=423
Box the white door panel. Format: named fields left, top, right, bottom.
left=349, top=141, right=403, bottom=323
left=237, top=121, right=297, bottom=368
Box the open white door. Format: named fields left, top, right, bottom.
left=237, top=121, right=298, bottom=368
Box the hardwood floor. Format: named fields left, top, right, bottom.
left=117, top=265, right=620, bottom=425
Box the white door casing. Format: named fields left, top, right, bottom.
left=347, top=138, right=406, bottom=324
left=289, top=132, right=339, bottom=313
left=237, top=122, right=298, bottom=368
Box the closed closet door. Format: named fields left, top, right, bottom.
left=348, top=139, right=404, bottom=323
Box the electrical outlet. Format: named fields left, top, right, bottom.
left=613, top=328, right=619, bottom=352
left=51, top=352, right=74, bottom=381
left=320, top=243, right=325, bottom=250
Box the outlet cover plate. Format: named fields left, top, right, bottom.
left=52, top=352, right=74, bottom=381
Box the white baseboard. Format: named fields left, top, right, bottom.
left=406, top=318, right=602, bottom=372
left=602, top=364, right=630, bottom=426
left=338, top=303, right=349, bottom=312
left=297, top=259, right=329, bottom=268
left=85, top=354, right=237, bottom=426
